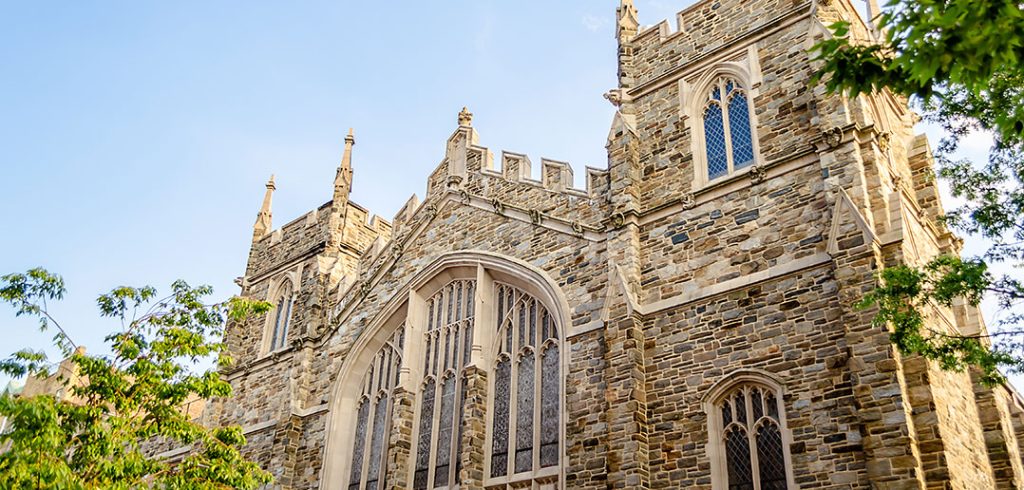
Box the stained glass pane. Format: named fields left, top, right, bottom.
left=505, top=320, right=513, bottom=355
left=270, top=298, right=284, bottom=351
left=366, top=396, right=389, bottom=489
left=725, top=79, right=734, bottom=94
left=424, top=337, right=432, bottom=375
left=726, top=426, right=753, bottom=490
left=428, top=301, right=435, bottom=332
left=491, top=358, right=511, bottom=477
left=413, top=380, right=435, bottom=490
left=348, top=400, right=370, bottom=490
left=518, top=302, right=526, bottom=352
left=466, top=282, right=475, bottom=317
left=541, top=311, right=550, bottom=341
left=704, top=104, right=728, bottom=180
left=280, top=298, right=292, bottom=346
left=446, top=285, right=453, bottom=324
left=462, top=324, right=472, bottom=367
left=729, top=92, right=754, bottom=170
left=751, top=388, right=763, bottom=421
left=766, top=393, right=779, bottom=421
left=497, top=286, right=506, bottom=325
left=455, top=282, right=463, bottom=321
left=722, top=402, right=733, bottom=426
left=432, top=332, right=439, bottom=375
left=434, top=376, right=456, bottom=488
left=515, top=354, right=535, bottom=473
left=529, top=300, right=537, bottom=347
left=540, top=345, right=559, bottom=468
left=757, top=422, right=788, bottom=490
left=712, top=86, right=721, bottom=101
left=735, top=391, right=747, bottom=425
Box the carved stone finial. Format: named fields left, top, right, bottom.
left=458, top=107, right=473, bottom=127
left=253, top=174, right=276, bottom=237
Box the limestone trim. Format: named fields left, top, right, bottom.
left=320, top=251, right=572, bottom=490
left=638, top=252, right=832, bottom=316
left=703, top=370, right=797, bottom=490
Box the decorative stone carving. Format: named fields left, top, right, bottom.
left=459, top=189, right=471, bottom=204
left=822, top=126, right=843, bottom=148
left=610, top=211, right=626, bottom=229
left=425, top=203, right=438, bottom=220
left=446, top=174, right=464, bottom=189
left=358, top=281, right=372, bottom=298
left=390, top=241, right=404, bottom=260
left=877, top=132, right=891, bottom=152
left=749, top=164, right=768, bottom=184
left=491, top=198, right=505, bottom=215
left=528, top=209, right=543, bottom=225
left=571, top=221, right=585, bottom=237
left=680, top=193, right=696, bottom=210
left=603, top=88, right=628, bottom=107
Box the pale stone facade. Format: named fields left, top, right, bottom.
left=206, top=1, right=1024, bottom=488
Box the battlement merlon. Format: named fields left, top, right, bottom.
left=615, top=0, right=878, bottom=91
left=421, top=107, right=606, bottom=199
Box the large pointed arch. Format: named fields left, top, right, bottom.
left=320, top=250, right=572, bottom=490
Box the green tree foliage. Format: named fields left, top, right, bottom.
left=814, top=1, right=1024, bottom=384
left=0, top=268, right=273, bottom=489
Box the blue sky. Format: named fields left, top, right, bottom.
left=0, top=2, right=1011, bottom=388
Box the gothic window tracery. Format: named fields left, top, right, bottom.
left=711, top=380, right=791, bottom=490
left=349, top=325, right=405, bottom=490
left=268, top=280, right=294, bottom=352
left=488, top=283, right=560, bottom=488
left=413, top=280, right=476, bottom=490
left=701, top=77, right=757, bottom=181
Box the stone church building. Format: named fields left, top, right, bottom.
left=199, top=0, right=1024, bottom=488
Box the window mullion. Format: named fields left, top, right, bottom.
left=720, top=81, right=736, bottom=175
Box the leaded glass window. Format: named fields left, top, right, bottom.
left=412, top=280, right=475, bottom=490
left=715, top=383, right=790, bottom=490
left=268, top=280, right=294, bottom=351
left=347, top=325, right=405, bottom=490
left=489, top=283, right=561, bottom=487
left=702, top=77, right=757, bottom=182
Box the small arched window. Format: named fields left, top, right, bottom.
left=268, top=280, right=294, bottom=351
left=702, top=77, right=756, bottom=181
left=412, top=279, right=476, bottom=490
left=488, top=283, right=560, bottom=486
left=348, top=325, right=405, bottom=490
left=708, top=378, right=792, bottom=490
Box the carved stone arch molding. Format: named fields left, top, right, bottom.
left=320, top=250, right=572, bottom=490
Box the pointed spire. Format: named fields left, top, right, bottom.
left=253, top=174, right=275, bottom=238
left=457, top=107, right=473, bottom=127
left=334, top=128, right=355, bottom=202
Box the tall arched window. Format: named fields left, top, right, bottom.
left=329, top=257, right=567, bottom=490
left=702, top=77, right=755, bottom=181
left=413, top=280, right=476, bottom=490
left=488, top=283, right=560, bottom=488
left=268, top=280, right=294, bottom=351
left=707, top=378, right=793, bottom=490
left=348, top=326, right=405, bottom=490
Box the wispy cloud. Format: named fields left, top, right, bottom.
left=581, top=14, right=607, bottom=32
